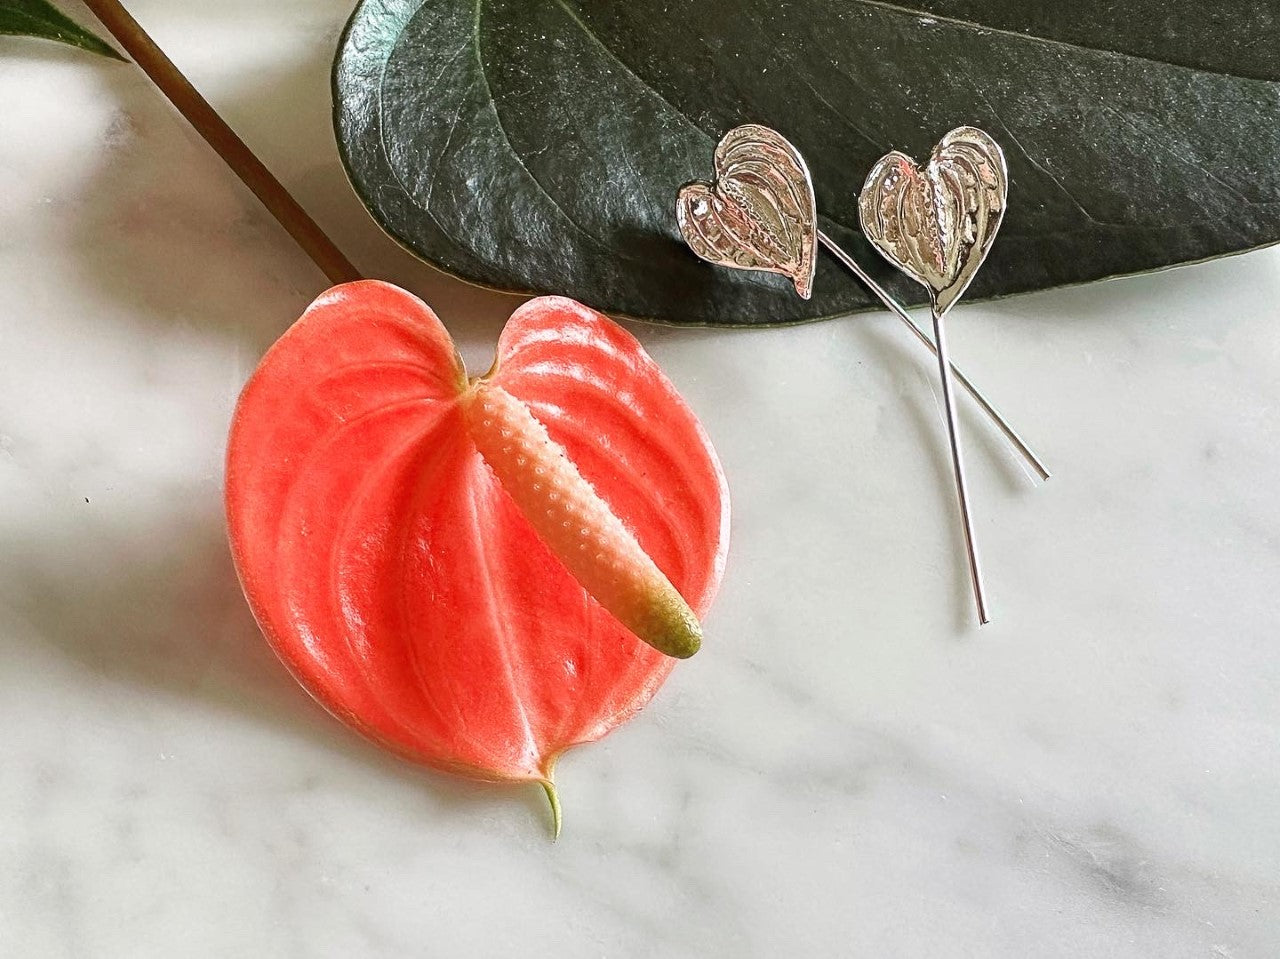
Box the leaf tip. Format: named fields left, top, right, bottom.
left=1, top=1, right=127, bottom=61
left=539, top=778, right=562, bottom=841
left=98, top=42, right=128, bottom=63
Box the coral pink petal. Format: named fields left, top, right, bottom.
left=226, top=282, right=729, bottom=782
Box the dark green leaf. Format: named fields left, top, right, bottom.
left=334, top=0, right=1280, bottom=325
left=0, top=0, right=123, bottom=60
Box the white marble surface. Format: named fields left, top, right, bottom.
left=3, top=3, right=1279, bottom=956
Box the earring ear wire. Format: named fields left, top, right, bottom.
left=858, top=126, right=1012, bottom=626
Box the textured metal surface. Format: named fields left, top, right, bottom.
left=859, top=127, right=1008, bottom=316
left=677, top=125, right=817, bottom=299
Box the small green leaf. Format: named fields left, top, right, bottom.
left=1, top=0, right=124, bottom=60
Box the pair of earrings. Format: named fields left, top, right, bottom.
left=677, top=124, right=1041, bottom=625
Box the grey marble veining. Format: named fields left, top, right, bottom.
left=1, top=2, right=1278, bottom=956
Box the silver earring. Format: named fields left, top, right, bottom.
left=678, top=124, right=1033, bottom=625
left=857, top=127, right=1010, bottom=624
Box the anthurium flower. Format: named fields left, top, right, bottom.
left=226, top=282, right=729, bottom=834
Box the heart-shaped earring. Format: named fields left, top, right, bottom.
left=859, top=126, right=1007, bottom=317
left=676, top=124, right=818, bottom=298
left=858, top=127, right=1010, bottom=624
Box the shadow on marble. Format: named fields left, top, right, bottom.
left=851, top=324, right=985, bottom=633
left=4, top=489, right=556, bottom=826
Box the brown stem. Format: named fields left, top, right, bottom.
left=80, top=0, right=362, bottom=287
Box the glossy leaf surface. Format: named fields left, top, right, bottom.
left=334, top=0, right=1280, bottom=325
